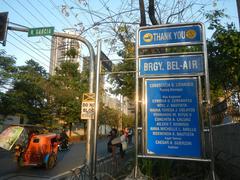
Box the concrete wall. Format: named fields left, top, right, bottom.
left=212, top=123, right=240, bottom=179
left=213, top=123, right=240, bottom=156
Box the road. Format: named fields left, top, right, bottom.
left=0, top=138, right=109, bottom=180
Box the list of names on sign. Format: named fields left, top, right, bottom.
left=146, top=78, right=201, bottom=158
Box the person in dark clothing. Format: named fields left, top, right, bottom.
left=107, top=128, right=117, bottom=153
left=107, top=128, right=124, bottom=158
left=59, top=129, right=69, bottom=150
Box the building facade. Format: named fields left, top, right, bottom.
left=49, top=28, right=81, bottom=75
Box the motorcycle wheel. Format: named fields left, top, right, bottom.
left=46, top=154, right=56, bottom=169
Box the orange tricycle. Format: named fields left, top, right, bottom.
left=15, top=133, right=60, bottom=169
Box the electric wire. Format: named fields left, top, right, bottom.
left=70, top=0, right=107, bottom=20
left=86, top=0, right=96, bottom=24
left=16, top=0, right=46, bottom=27
left=62, top=0, right=95, bottom=42
left=4, top=1, right=51, bottom=43
left=8, top=33, right=50, bottom=64
left=36, top=0, right=69, bottom=28
left=49, top=0, right=74, bottom=28
left=27, top=0, right=58, bottom=31
left=7, top=40, right=49, bottom=69
left=105, top=0, right=129, bottom=56
left=10, top=31, right=50, bottom=61
left=3, top=0, right=35, bottom=27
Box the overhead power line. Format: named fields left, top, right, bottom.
left=27, top=0, right=57, bottom=30
left=36, top=0, right=69, bottom=29
left=62, top=0, right=95, bottom=42
left=16, top=0, right=46, bottom=27
left=7, top=40, right=49, bottom=69
left=10, top=31, right=50, bottom=60
left=8, top=33, right=50, bottom=64
left=3, top=0, right=35, bottom=27
left=49, top=0, right=74, bottom=28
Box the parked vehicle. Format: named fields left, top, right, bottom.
left=15, top=133, right=60, bottom=169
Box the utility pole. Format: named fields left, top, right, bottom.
left=237, top=0, right=240, bottom=29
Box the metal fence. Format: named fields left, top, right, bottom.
left=51, top=148, right=134, bottom=180
left=211, top=98, right=240, bottom=125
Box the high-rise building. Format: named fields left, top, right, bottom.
left=49, top=28, right=81, bottom=75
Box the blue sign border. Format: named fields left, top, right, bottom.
left=139, top=24, right=202, bottom=47
left=145, top=78, right=201, bottom=158
left=139, top=55, right=204, bottom=77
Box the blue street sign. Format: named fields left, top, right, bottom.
left=140, top=55, right=204, bottom=77
left=146, top=78, right=201, bottom=158
left=139, top=25, right=202, bottom=47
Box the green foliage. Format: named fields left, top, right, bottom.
left=47, top=61, right=88, bottom=128
left=205, top=9, right=229, bottom=31
left=0, top=51, right=17, bottom=90
left=98, top=101, right=134, bottom=129
left=109, top=60, right=135, bottom=100
left=0, top=59, right=48, bottom=124
left=122, top=113, right=134, bottom=128
left=65, top=47, right=79, bottom=59
left=98, top=103, right=120, bottom=128
left=109, top=25, right=136, bottom=100
left=139, top=159, right=171, bottom=179
left=207, top=11, right=240, bottom=104
left=0, top=55, right=89, bottom=129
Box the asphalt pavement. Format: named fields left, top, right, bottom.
left=0, top=137, right=109, bottom=180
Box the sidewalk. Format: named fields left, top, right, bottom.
left=0, top=174, right=50, bottom=180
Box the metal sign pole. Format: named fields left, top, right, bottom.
left=53, top=32, right=95, bottom=179
left=202, top=26, right=216, bottom=180
left=134, top=28, right=140, bottom=178
left=93, top=39, right=101, bottom=178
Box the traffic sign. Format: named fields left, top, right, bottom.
left=138, top=24, right=202, bottom=47
left=139, top=55, right=204, bottom=77
left=81, top=93, right=95, bottom=119
left=28, top=27, right=54, bottom=37
left=145, top=78, right=201, bottom=158
left=82, top=93, right=95, bottom=101
left=81, top=101, right=95, bottom=119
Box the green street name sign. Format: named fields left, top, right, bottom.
left=28, top=27, right=54, bottom=37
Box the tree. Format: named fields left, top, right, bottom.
left=98, top=104, right=120, bottom=128
left=65, top=47, right=79, bottom=59
left=207, top=10, right=240, bottom=105
left=0, top=59, right=48, bottom=124
left=108, top=24, right=136, bottom=100
left=47, top=61, right=88, bottom=133
left=122, top=113, right=134, bottom=128
left=0, top=50, right=17, bottom=90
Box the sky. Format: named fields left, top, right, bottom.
left=0, top=0, right=239, bottom=72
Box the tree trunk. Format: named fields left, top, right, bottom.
left=148, top=0, right=158, bottom=25
left=69, top=122, right=72, bottom=137
left=20, top=115, right=24, bottom=124
left=139, top=0, right=146, bottom=26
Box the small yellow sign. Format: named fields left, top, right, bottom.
left=82, top=93, right=95, bottom=102
left=81, top=93, right=95, bottom=119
